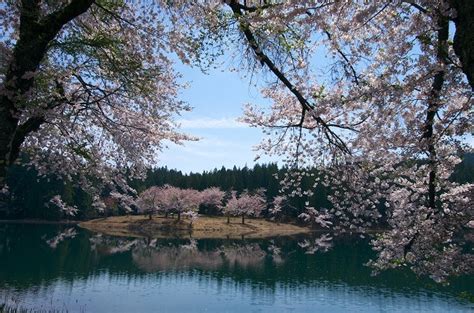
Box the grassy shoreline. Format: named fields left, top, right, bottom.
left=79, top=215, right=311, bottom=239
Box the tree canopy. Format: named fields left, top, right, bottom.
left=1, top=0, right=473, bottom=282
left=0, top=0, right=192, bottom=197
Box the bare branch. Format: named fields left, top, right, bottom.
left=227, top=0, right=350, bottom=154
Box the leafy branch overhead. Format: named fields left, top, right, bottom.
left=0, top=1, right=473, bottom=283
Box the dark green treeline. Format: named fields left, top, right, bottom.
left=3, top=153, right=473, bottom=221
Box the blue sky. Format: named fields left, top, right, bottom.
left=159, top=50, right=474, bottom=173
left=158, top=63, right=274, bottom=173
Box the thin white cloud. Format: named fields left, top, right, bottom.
left=177, top=117, right=247, bottom=129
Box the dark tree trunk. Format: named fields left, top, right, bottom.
left=0, top=0, right=95, bottom=190
left=177, top=212, right=181, bottom=221
left=227, top=215, right=230, bottom=224
left=241, top=215, right=245, bottom=224
left=423, top=14, right=449, bottom=209
left=451, top=0, right=474, bottom=90
left=404, top=12, right=449, bottom=257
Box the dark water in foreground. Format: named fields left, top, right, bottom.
left=0, top=224, right=472, bottom=312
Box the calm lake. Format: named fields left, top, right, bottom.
left=0, top=224, right=472, bottom=312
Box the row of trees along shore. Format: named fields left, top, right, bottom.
left=3, top=156, right=473, bottom=223
left=2, top=162, right=331, bottom=221
left=137, top=186, right=267, bottom=224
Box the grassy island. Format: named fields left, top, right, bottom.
left=79, top=215, right=310, bottom=239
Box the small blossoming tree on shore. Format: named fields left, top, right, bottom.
left=223, top=190, right=266, bottom=224
left=199, top=187, right=225, bottom=215
left=139, top=185, right=202, bottom=222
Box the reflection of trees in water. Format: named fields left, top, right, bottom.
left=89, top=235, right=279, bottom=272
left=44, top=228, right=77, bottom=249
left=0, top=224, right=471, bottom=298
left=298, top=234, right=333, bottom=254
left=218, top=243, right=267, bottom=269
left=132, top=239, right=224, bottom=272
left=133, top=245, right=221, bottom=272
left=89, top=233, right=140, bottom=255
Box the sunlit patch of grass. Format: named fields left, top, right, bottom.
left=79, top=215, right=311, bottom=239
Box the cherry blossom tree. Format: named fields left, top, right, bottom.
left=227, top=1, right=473, bottom=282
left=46, top=194, right=78, bottom=218
left=222, top=191, right=239, bottom=223
left=154, top=185, right=202, bottom=221
left=0, top=1, right=193, bottom=203
left=137, top=186, right=161, bottom=220
left=298, top=206, right=333, bottom=229
left=139, top=185, right=173, bottom=218
left=164, top=1, right=473, bottom=281
left=199, top=187, right=225, bottom=215
left=132, top=185, right=206, bottom=222
left=268, top=195, right=285, bottom=221
left=269, top=195, right=297, bottom=221
left=223, top=189, right=266, bottom=224
left=145, top=186, right=172, bottom=218
left=109, top=191, right=136, bottom=214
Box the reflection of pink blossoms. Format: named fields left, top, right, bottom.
left=46, top=228, right=77, bottom=249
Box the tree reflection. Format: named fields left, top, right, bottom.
left=298, top=233, right=333, bottom=254
left=44, top=227, right=77, bottom=249
left=0, top=224, right=471, bottom=300
left=88, top=235, right=280, bottom=272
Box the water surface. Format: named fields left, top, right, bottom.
left=0, top=224, right=472, bottom=312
